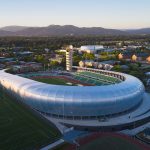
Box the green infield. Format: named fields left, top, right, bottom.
left=79, top=136, right=144, bottom=150
left=33, top=77, right=75, bottom=86
left=0, top=88, right=61, bottom=150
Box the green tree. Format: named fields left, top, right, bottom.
left=35, top=55, right=44, bottom=63
left=82, top=53, right=95, bottom=60
left=113, top=65, right=122, bottom=72
left=50, top=61, right=59, bottom=68
left=73, top=55, right=82, bottom=66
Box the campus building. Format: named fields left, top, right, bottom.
left=0, top=46, right=150, bottom=131
left=79, top=45, right=104, bottom=53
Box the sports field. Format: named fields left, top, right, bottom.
left=32, top=76, right=92, bottom=86
left=33, top=76, right=75, bottom=85
left=61, top=133, right=149, bottom=150
left=28, top=71, right=121, bottom=86
left=79, top=136, right=145, bottom=150
left=0, top=88, right=61, bottom=150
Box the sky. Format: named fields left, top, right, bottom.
left=0, top=0, right=149, bottom=29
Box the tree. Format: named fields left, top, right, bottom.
left=50, top=61, right=59, bottom=68
left=129, top=70, right=144, bottom=80
left=112, top=65, right=122, bottom=72
left=60, top=57, right=66, bottom=68
left=73, top=55, right=82, bottom=66
left=82, top=53, right=95, bottom=60
left=129, top=63, right=139, bottom=70
left=35, top=55, right=44, bottom=63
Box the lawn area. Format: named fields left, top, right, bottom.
left=79, top=136, right=145, bottom=150
left=0, top=88, right=61, bottom=150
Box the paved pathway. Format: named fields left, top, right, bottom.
left=40, top=139, right=64, bottom=150
left=63, top=130, right=89, bottom=143
left=120, top=122, right=150, bottom=136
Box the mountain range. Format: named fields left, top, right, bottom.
left=0, top=25, right=150, bottom=36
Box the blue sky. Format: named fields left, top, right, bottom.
left=0, top=0, right=149, bottom=29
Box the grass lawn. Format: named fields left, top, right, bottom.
left=0, top=88, right=61, bottom=150
left=34, top=77, right=74, bottom=85
left=79, top=136, right=144, bottom=150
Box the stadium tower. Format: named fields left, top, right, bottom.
left=66, top=45, right=73, bottom=71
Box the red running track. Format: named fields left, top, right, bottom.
left=65, top=132, right=150, bottom=150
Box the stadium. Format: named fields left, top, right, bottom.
left=0, top=67, right=150, bottom=131
left=0, top=46, right=150, bottom=132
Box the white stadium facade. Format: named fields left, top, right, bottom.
left=0, top=67, right=150, bottom=131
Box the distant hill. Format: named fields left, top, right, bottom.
left=13, top=25, right=127, bottom=36
left=126, top=28, right=150, bottom=35
left=0, top=25, right=150, bottom=36
left=0, top=30, right=13, bottom=36
left=1, top=25, right=29, bottom=32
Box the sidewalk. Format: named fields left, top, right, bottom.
left=40, top=139, right=64, bottom=150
